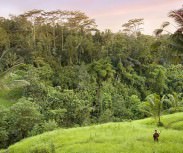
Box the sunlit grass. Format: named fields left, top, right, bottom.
left=136, top=112, right=183, bottom=130
left=1, top=113, right=183, bottom=153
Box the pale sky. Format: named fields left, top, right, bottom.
left=0, top=0, right=182, bottom=35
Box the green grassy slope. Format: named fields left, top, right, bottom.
left=1, top=113, right=183, bottom=153
left=136, top=112, right=183, bottom=130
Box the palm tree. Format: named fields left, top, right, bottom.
left=146, top=94, right=166, bottom=125
left=168, top=6, right=183, bottom=52
left=154, top=5, right=183, bottom=64
left=154, top=5, right=183, bottom=36
left=169, top=6, right=183, bottom=32
left=0, top=50, right=25, bottom=89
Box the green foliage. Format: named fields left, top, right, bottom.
left=112, top=94, right=130, bottom=120
left=41, top=120, right=58, bottom=132
left=6, top=88, right=23, bottom=100
left=0, top=106, right=8, bottom=148
left=145, top=64, right=167, bottom=95
left=167, top=64, right=183, bottom=93
left=165, top=92, right=183, bottom=113
left=48, top=109, right=67, bottom=125
left=144, top=93, right=169, bottom=125
left=0, top=98, right=15, bottom=107
left=128, top=95, right=144, bottom=119
left=29, top=120, right=58, bottom=136
left=59, top=90, right=91, bottom=126
left=0, top=27, right=9, bottom=49
left=98, top=109, right=113, bottom=123
left=88, top=59, right=115, bottom=117
left=89, top=58, right=115, bottom=84
left=7, top=98, right=42, bottom=144
left=53, top=66, right=80, bottom=89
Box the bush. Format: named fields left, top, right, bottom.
left=0, top=106, right=8, bottom=148
left=29, top=120, right=58, bottom=136
left=7, top=88, right=23, bottom=100
left=0, top=129, right=8, bottom=148
left=7, top=98, right=42, bottom=144
left=98, top=109, right=113, bottom=123
left=42, top=120, right=58, bottom=132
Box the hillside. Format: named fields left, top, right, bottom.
left=0, top=6, right=183, bottom=151
left=1, top=113, right=183, bottom=153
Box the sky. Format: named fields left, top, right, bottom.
left=0, top=0, right=182, bottom=35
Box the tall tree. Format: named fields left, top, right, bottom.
left=122, top=18, right=144, bottom=37
left=89, top=58, right=115, bottom=116
left=21, top=9, right=43, bottom=48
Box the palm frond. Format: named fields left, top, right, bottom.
left=154, top=29, right=163, bottom=36
left=161, top=22, right=170, bottom=28
left=169, top=9, right=183, bottom=27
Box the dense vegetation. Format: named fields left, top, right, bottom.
left=1, top=113, right=183, bottom=153
left=0, top=6, right=183, bottom=149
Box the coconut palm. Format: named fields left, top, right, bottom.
left=0, top=50, right=25, bottom=89
left=146, top=94, right=166, bottom=125
left=154, top=6, right=183, bottom=64
left=168, top=6, right=183, bottom=52
left=154, top=5, right=183, bottom=36
left=169, top=6, right=183, bottom=33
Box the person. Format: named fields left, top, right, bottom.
left=153, top=130, right=160, bottom=142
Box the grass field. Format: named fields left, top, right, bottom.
left=1, top=113, right=183, bottom=153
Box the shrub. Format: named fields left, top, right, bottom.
left=29, top=120, right=58, bottom=136
left=98, top=109, right=113, bottom=123
left=7, top=98, right=42, bottom=144
left=42, top=120, right=58, bottom=132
